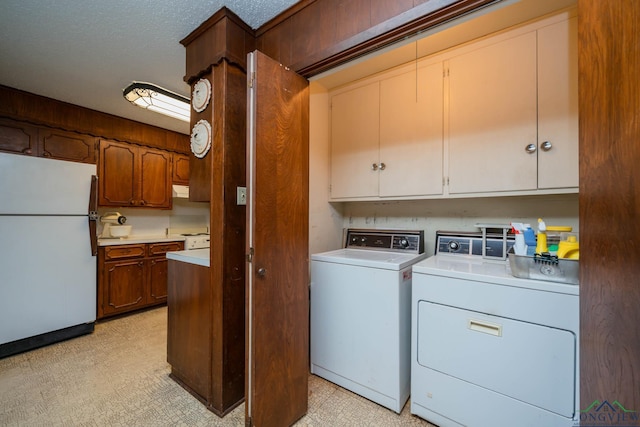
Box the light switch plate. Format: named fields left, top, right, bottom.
left=237, top=187, right=247, bottom=205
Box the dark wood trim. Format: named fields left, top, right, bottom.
left=578, top=0, right=640, bottom=413
left=0, top=85, right=189, bottom=154
left=255, top=0, right=501, bottom=77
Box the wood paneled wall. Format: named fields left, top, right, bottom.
left=0, top=85, right=189, bottom=154
left=578, top=0, right=640, bottom=415
left=255, top=0, right=498, bottom=76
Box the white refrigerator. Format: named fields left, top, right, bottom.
left=0, top=152, right=98, bottom=358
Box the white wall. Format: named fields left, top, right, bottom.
left=309, top=82, right=344, bottom=254
left=341, top=194, right=578, bottom=255
left=97, top=199, right=210, bottom=237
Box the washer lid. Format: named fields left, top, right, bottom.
left=311, top=248, right=429, bottom=270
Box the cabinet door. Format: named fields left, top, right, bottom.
left=379, top=61, right=443, bottom=197
left=172, top=153, right=190, bottom=184
left=537, top=17, right=578, bottom=189
left=148, top=258, right=168, bottom=303
left=448, top=32, right=537, bottom=194
left=101, top=259, right=146, bottom=316
left=98, top=140, right=136, bottom=206
left=39, top=128, right=96, bottom=164
left=139, top=147, right=172, bottom=208
left=330, top=82, right=380, bottom=198
left=0, top=118, right=38, bottom=156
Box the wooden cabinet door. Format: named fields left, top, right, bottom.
left=537, top=17, right=578, bottom=189
left=447, top=31, right=537, bottom=194
left=0, top=118, right=38, bottom=156
left=39, top=128, right=96, bottom=164
left=101, top=259, right=146, bottom=316
left=172, top=153, right=190, bottom=184
left=139, top=147, right=171, bottom=208
left=246, top=50, right=309, bottom=427
left=379, top=60, right=444, bottom=197
left=148, top=258, right=168, bottom=303
left=330, top=82, right=380, bottom=198
left=98, top=140, right=136, bottom=206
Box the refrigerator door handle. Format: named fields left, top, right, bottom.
left=88, top=175, right=98, bottom=256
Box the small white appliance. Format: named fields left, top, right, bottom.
left=182, top=233, right=210, bottom=250
left=0, top=153, right=98, bottom=358
left=310, top=229, right=427, bottom=413
left=100, top=211, right=127, bottom=238
left=411, top=230, right=579, bottom=426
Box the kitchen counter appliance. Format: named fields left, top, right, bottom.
left=411, top=230, right=579, bottom=426
left=310, top=229, right=427, bottom=413
left=182, top=233, right=210, bottom=250
left=0, top=153, right=98, bottom=358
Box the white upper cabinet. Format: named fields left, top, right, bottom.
left=330, top=60, right=444, bottom=200
left=328, top=11, right=577, bottom=201
left=537, top=16, right=578, bottom=189
left=379, top=60, right=443, bottom=197
left=447, top=31, right=538, bottom=194
left=330, top=82, right=380, bottom=199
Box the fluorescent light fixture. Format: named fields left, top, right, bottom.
left=123, top=82, right=190, bottom=122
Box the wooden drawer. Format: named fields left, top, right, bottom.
left=148, top=241, right=183, bottom=257
left=103, top=244, right=146, bottom=260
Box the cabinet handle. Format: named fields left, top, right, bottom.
left=468, top=319, right=502, bottom=337
left=257, top=267, right=267, bottom=277
left=371, top=163, right=378, bottom=171
left=379, top=162, right=386, bottom=171
left=541, top=141, right=553, bottom=152
left=139, top=200, right=146, bottom=206
left=22, top=148, right=32, bottom=154
left=525, top=143, right=537, bottom=154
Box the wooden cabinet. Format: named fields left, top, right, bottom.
left=0, top=118, right=97, bottom=163
left=330, top=60, right=443, bottom=199
left=39, top=128, right=97, bottom=163
left=0, top=118, right=39, bottom=156
left=98, top=241, right=183, bottom=319
left=172, top=153, right=190, bottom=184
left=98, top=139, right=172, bottom=208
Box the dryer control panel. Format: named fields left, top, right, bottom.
left=345, top=229, right=424, bottom=254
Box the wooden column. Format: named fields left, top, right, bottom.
left=578, top=0, right=640, bottom=416
left=170, top=7, right=255, bottom=416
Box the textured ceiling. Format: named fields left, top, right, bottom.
left=0, top=0, right=299, bottom=134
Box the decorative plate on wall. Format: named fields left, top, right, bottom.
left=191, top=78, right=212, bottom=113
left=190, top=119, right=212, bottom=158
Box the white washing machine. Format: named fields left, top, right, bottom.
left=310, top=229, right=428, bottom=413
left=411, top=231, right=579, bottom=427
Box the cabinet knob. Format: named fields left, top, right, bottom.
left=371, top=163, right=378, bottom=171
left=541, top=141, right=553, bottom=152
left=22, top=148, right=32, bottom=154
left=379, top=162, right=386, bottom=171
left=525, top=143, right=537, bottom=154
left=257, top=267, right=267, bottom=277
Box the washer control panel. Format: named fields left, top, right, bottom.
left=345, top=229, right=424, bottom=254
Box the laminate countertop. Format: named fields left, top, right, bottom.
left=97, top=235, right=186, bottom=246
left=166, top=248, right=210, bottom=267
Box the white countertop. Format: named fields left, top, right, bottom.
left=166, top=248, right=210, bottom=267
left=97, top=235, right=186, bottom=246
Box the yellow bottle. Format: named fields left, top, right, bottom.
left=535, top=218, right=548, bottom=254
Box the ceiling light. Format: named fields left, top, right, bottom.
left=123, top=82, right=190, bottom=122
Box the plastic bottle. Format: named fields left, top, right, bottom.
left=536, top=218, right=548, bottom=254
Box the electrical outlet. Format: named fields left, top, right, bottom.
left=237, top=187, right=247, bottom=205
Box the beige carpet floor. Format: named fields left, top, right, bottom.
left=0, top=306, right=433, bottom=426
